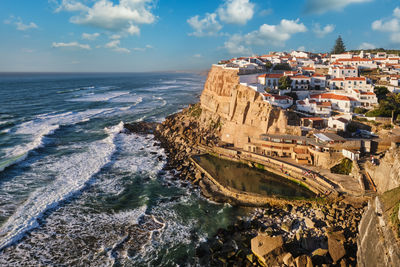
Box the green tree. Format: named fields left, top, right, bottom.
left=331, top=35, right=346, bottom=54
left=366, top=93, right=400, bottom=117
left=374, top=86, right=389, bottom=102
left=279, top=76, right=292, bottom=89
left=273, top=63, right=292, bottom=71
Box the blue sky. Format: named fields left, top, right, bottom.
left=1, top=0, right=400, bottom=72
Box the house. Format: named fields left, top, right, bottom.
left=258, top=73, right=283, bottom=88
left=301, top=117, right=325, bottom=129
left=296, top=98, right=332, bottom=116
left=291, top=75, right=311, bottom=90
left=301, top=67, right=315, bottom=75
left=263, top=93, right=293, bottom=109
left=328, top=76, right=373, bottom=92
left=310, top=73, right=326, bottom=89
left=336, top=57, right=376, bottom=69
left=330, top=53, right=353, bottom=62
left=291, top=51, right=309, bottom=58
left=328, top=66, right=358, bottom=78
left=310, top=93, right=360, bottom=113
left=328, top=117, right=349, bottom=131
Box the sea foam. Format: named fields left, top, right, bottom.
left=0, top=122, right=124, bottom=251
left=0, top=108, right=118, bottom=173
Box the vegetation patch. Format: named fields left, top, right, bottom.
left=330, top=158, right=352, bottom=175
left=188, top=104, right=202, bottom=118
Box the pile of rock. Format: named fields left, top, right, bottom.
left=195, top=202, right=364, bottom=266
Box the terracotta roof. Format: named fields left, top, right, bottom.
left=331, top=78, right=345, bottom=81
left=258, top=73, right=283, bottom=79
left=345, top=77, right=366, bottom=81
left=361, top=92, right=375, bottom=95
left=317, top=102, right=332, bottom=107
left=310, top=93, right=357, bottom=101
left=338, top=57, right=372, bottom=62
left=291, top=75, right=310, bottom=79
left=304, top=117, right=324, bottom=121
left=302, top=67, right=315, bottom=70
left=312, top=73, right=325, bottom=77
left=273, top=95, right=292, bottom=100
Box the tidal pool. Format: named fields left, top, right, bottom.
left=194, top=154, right=315, bottom=199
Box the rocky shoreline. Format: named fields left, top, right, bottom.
left=124, top=105, right=367, bottom=266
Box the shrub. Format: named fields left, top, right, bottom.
left=330, top=158, right=352, bottom=175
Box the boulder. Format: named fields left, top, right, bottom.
left=295, top=255, right=313, bottom=267
left=304, top=217, right=315, bottom=228
left=251, top=234, right=284, bottom=265
left=327, top=231, right=346, bottom=263
left=282, top=252, right=294, bottom=266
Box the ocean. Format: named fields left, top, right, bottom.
left=0, top=72, right=245, bottom=266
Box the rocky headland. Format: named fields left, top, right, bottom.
left=124, top=65, right=400, bottom=266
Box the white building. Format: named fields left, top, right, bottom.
left=296, top=98, right=332, bottom=116
left=291, top=75, right=311, bottom=90
left=328, top=66, right=358, bottom=78
left=328, top=117, right=349, bottom=131
left=291, top=51, right=309, bottom=58
left=258, top=73, right=284, bottom=88
left=263, top=93, right=293, bottom=109
left=311, top=73, right=327, bottom=89
left=310, top=93, right=360, bottom=113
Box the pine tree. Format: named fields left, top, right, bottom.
left=331, top=35, right=346, bottom=54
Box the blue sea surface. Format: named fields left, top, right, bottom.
left=0, top=72, right=244, bottom=265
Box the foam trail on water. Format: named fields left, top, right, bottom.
left=0, top=122, right=124, bottom=251
left=69, top=91, right=130, bottom=102
left=0, top=108, right=117, bottom=172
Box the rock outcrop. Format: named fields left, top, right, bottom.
left=357, top=197, right=400, bottom=267
left=199, top=65, right=301, bottom=148
left=366, top=146, right=400, bottom=193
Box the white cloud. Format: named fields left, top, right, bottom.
left=105, top=40, right=120, bottom=48
left=109, top=34, right=121, bottom=40
left=55, top=0, right=88, bottom=12
left=82, top=32, right=100, bottom=40
left=259, top=8, right=273, bottom=17
left=358, top=42, right=376, bottom=49
left=313, top=23, right=335, bottom=38
left=224, top=34, right=251, bottom=55
left=305, top=0, right=372, bottom=15
left=4, top=16, right=38, bottom=31
left=217, top=0, right=254, bottom=25
left=187, top=13, right=222, bottom=37
left=55, top=0, right=156, bottom=35
left=104, top=39, right=130, bottom=53
left=297, top=46, right=306, bottom=51
left=193, top=54, right=202, bottom=58
left=372, top=7, right=400, bottom=44
left=394, top=7, right=400, bottom=18
left=52, top=41, right=91, bottom=50
left=132, top=44, right=153, bottom=51
left=223, top=19, right=307, bottom=54
left=113, top=47, right=131, bottom=53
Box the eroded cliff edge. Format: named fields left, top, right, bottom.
left=199, top=65, right=300, bottom=148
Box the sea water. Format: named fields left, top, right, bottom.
left=0, top=72, right=246, bottom=265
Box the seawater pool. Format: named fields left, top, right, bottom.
left=194, top=154, right=316, bottom=199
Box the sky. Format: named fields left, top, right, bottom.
left=1, top=0, right=400, bottom=72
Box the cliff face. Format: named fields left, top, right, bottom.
left=357, top=197, right=400, bottom=267
left=366, top=146, right=400, bottom=193
left=199, top=66, right=300, bottom=148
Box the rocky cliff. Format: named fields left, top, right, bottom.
left=357, top=197, right=400, bottom=267
left=366, top=146, right=400, bottom=193
left=199, top=65, right=300, bottom=148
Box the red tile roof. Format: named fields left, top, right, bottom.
left=258, top=73, right=284, bottom=79
left=310, top=93, right=357, bottom=101
left=345, top=77, right=366, bottom=81
left=291, top=75, right=310, bottom=79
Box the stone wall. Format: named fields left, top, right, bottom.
left=357, top=197, right=400, bottom=267
left=199, top=65, right=301, bottom=149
